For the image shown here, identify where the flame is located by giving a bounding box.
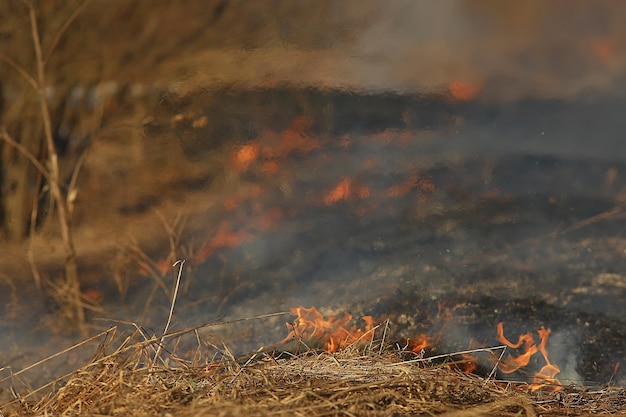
[591,38,615,63]
[260,160,280,175]
[233,142,260,171]
[191,221,252,264]
[461,356,478,374]
[323,177,371,206]
[408,334,430,354]
[497,323,562,391]
[222,185,265,212]
[81,288,104,305]
[284,306,375,352]
[323,177,353,205]
[530,328,562,391]
[279,307,565,390]
[387,175,420,198]
[255,207,284,231]
[230,115,320,175]
[459,338,485,374]
[496,322,537,372]
[259,116,321,160]
[449,81,481,101]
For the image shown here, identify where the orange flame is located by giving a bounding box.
[323,177,353,205]
[191,221,252,264]
[496,322,538,372]
[408,334,430,354]
[449,81,481,101]
[233,142,260,171]
[591,38,615,63]
[323,178,370,206]
[460,338,485,374]
[387,175,420,198]
[284,306,375,352]
[497,323,562,391]
[260,116,320,160]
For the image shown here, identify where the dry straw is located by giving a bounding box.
[2,302,625,415]
[1,259,625,416]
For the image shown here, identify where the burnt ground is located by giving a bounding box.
[132,88,626,386]
[72,90,626,384]
[2,87,626,403]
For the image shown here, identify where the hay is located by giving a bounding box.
[2,321,625,417]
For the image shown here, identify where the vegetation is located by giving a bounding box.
[3,311,624,416]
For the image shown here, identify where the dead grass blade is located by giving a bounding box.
[3,322,626,416]
[440,395,536,417]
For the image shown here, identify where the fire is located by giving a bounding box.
[591,38,615,63]
[496,322,537,373]
[233,142,260,171]
[449,81,481,101]
[387,175,420,198]
[323,177,371,206]
[324,177,353,205]
[496,322,562,391]
[408,334,430,354]
[259,116,321,160]
[280,307,563,391]
[229,115,320,176]
[284,306,375,352]
[191,221,253,264]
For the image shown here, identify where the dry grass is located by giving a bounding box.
[2,318,625,417]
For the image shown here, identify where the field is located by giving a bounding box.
[2,1,626,416]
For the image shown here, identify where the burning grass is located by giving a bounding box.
[2,310,625,416]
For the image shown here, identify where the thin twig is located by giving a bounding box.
[0,328,116,384]
[28,1,85,331]
[386,345,508,366]
[0,55,39,91]
[0,128,49,179]
[66,151,87,220]
[153,260,185,366]
[27,169,44,290]
[43,0,94,65]
[484,346,508,386]
[379,319,390,355]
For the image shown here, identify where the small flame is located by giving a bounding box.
[387,175,420,198]
[191,221,252,264]
[408,334,430,354]
[449,81,481,101]
[260,116,320,160]
[284,306,375,352]
[324,178,353,205]
[323,177,370,206]
[233,142,260,171]
[591,38,615,63]
[497,323,562,391]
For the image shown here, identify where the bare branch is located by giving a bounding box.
[44,0,94,66]
[66,151,87,219]
[29,3,85,332]
[0,128,49,179]
[0,55,39,91]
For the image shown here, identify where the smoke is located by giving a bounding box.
[548,329,583,385]
[344,0,626,99]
